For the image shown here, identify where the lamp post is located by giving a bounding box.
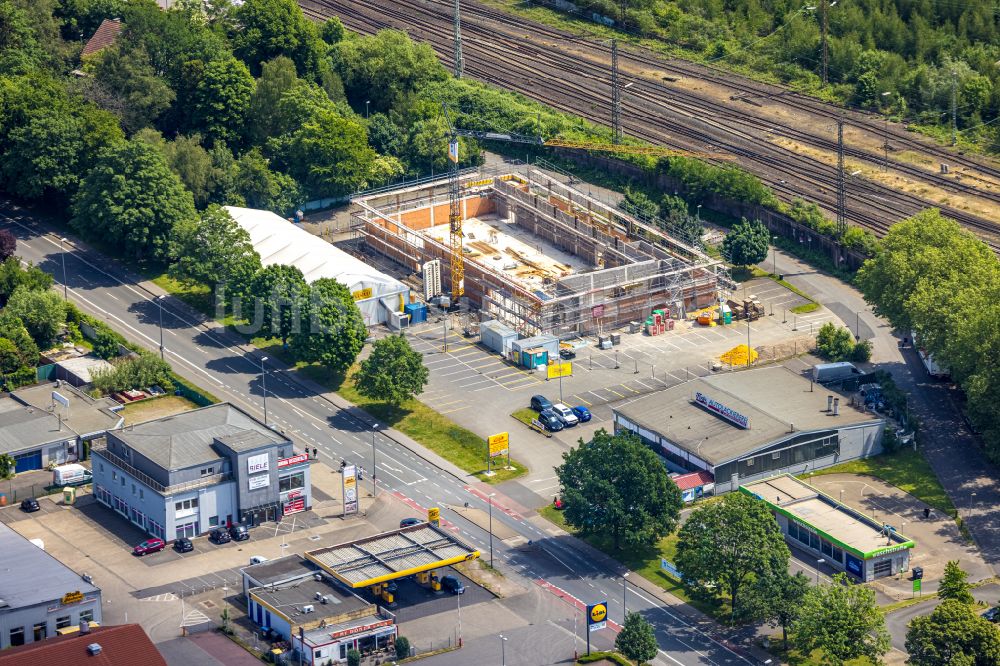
[456,586,463,646]
[59,237,69,299]
[259,356,269,425]
[855,310,862,341]
[772,235,779,275]
[969,491,977,521]
[746,317,752,367]
[488,492,496,568]
[881,91,892,171]
[365,100,370,120]
[371,423,379,498]
[156,295,166,361]
[558,354,564,403]
[499,634,508,666]
[696,204,702,221]
[816,558,826,584]
[622,572,629,617]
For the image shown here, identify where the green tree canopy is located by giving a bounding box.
[231,147,303,215]
[816,323,856,361]
[248,55,299,144]
[290,278,367,373]
[92,44,175,133]
[615,612,659,665]
[0,311,39,367]
[0,257,53,305]
[354,334,428,405]
[232,0,324,77]
[71,140,197,261]
[762,570,810,648]
[170,205,261,297]
[185,56,255,146]
[0,337,22,375]
[938,560,975,604]
[675,491,790,622]
[556,429,682,550]
[905,599,1000,666]
[248,263,309,344]
[792,573,890,666]
[5,285,66,349]
[722,218,770,267]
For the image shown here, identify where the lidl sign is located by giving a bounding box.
[587,601,607,631]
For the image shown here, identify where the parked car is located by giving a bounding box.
[984,607,1000,623]
[571,406,592,422]
[52,464,92,486]
[559,348,576,360]
[530,395,553,412]
[173,538,194,553]
[19,498,40,513]
[133,538,166,556]
[209,528,232,544]
[399,518,424,528]
[229,524,250,541]
[551,403,579,427]
[250,555,269,565]
[537,409,565,432]
[440,575,465,595]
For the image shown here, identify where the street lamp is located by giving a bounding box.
[746,317,752,368]
[881,91,892,171]
[855,310,862,341]
[456,585,463,646]
[816,558,826,584]
[772,235,779,276]
[696,204,702,221]
[623,572,629,617]
[259,356,269,425]
[499,634,508,666]
[156,295,166,362]
[365,100,370,120]
[59,237,69,299]
[969,491,977,521]
[371,423,379,498]
[488,492,496,568]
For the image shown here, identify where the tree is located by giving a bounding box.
[355,335,428,404]
[762,570,810,648]
[232,0,325,77]
[91,353,172,395]
[170,205,261,297]
[71,140,197,261]
[0,257,53,305]
[248,56,299,144]
[0,229,16,261]
[615,612,658,665]
[186,56,255,146]
[290,278,367,373]
[0,453,14,480]
[675,492,789,622]
[0,0,44,74]
[721,218,770,267]
[0,311,39,367]
[92,44,176,133]
[5,285,66,349]
[0,338,22,375]
[938,560,974,604]
[792,573,890,666]
[161,134,223,208]
[346,649,361,666]
[248,264,309,344]
[394,637,410,660]
[92,328,120,360]
[231,147,303,214]
[905,599,1000,666]
[556,429,682,550]
[816,323,856,362]
[619,187,659,219]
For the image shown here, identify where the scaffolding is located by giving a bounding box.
[352,166,733,336]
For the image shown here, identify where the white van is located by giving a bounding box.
[52,464,92,486]
[249,556,269,565]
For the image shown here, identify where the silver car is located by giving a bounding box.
[551,403,579,426]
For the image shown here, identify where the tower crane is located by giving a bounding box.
[440,105,733,301]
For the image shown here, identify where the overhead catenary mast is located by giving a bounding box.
[453,0,463,79]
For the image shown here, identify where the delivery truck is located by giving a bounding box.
[812,362,861,384]
[52,464,92,487]
[910,330,949,379]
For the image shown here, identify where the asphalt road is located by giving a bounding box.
[1,200,758,666]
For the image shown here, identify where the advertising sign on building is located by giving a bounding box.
[283,489,305,515]
[278,453,309,468]
[248,474,269,491]
[488,432,509,458]
[427,507,440,525]
[587,601,608,632]
[343,464,358,516]
[61,591,84,605]
[694,391,750,429]
[247,453,269,474]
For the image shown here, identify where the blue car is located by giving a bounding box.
[571,406,592,422]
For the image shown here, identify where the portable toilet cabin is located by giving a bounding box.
[404,302,428,324]
[480,320,518,355]
[510,334,560,369]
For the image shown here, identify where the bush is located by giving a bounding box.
[91,353,173,395]
[851,339,873,362]
[346,649,360,666]
[394,636,410,660]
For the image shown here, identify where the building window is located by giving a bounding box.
[148,520,164,540]
[120,476,125,487]
[745,458,754,467]
[200,467,214,477]
[131,507,146,529]
[9,627,24,647]
[33,623,46,642]
[176,521,198,539]
[831,546,844,563]
[99,463,104,473]
[209,516,219,527]
[80,609,94,624]
[315,650,323,660]
[55,616,72,630]
[279,472,305,493]
[131,483,136,496]
[112,471,117,481]
[113,496,128,516]
[175,498,199,518]
[139,489,144,499]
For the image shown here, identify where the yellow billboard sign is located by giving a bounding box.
[547,362,573,379]
[352,287,374,301]
[427,507,440,525]
[488,432,509,457]
[61,591,84,605]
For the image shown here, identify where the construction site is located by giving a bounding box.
[351,167,735,337]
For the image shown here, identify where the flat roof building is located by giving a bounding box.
[0,522,102,649]
[613,366,885,494]
[0,383,122,473]
[91,403,311,542]
[741,474,915,582]
[0,624,165,666]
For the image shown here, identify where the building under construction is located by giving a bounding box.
[352,167,733,337]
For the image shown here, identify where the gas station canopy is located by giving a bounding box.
[304,523,480,588]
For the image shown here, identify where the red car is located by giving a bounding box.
[133,538,166,556]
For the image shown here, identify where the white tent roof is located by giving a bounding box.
[225,206,407,298]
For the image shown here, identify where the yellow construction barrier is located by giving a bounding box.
[719,344,758,366]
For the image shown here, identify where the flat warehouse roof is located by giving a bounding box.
[304,524,479,588]
[741,474,915,558]
[613,366,877,465]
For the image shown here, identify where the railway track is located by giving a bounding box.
[300,0,1000,248]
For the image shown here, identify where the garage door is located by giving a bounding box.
[15,450,42,473]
